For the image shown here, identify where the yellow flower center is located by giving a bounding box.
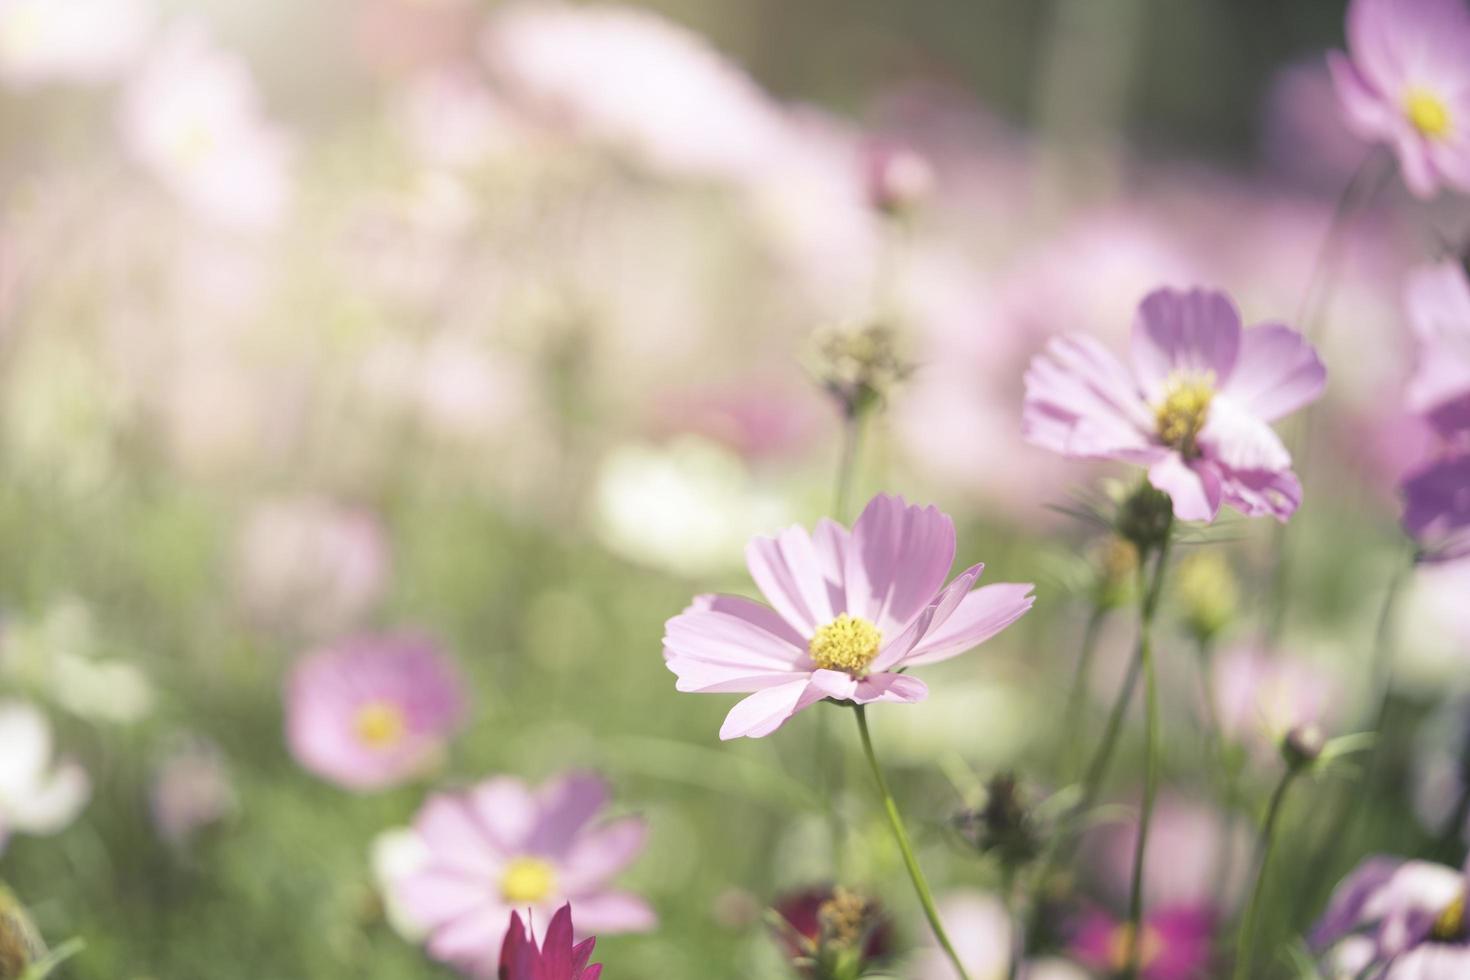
[1432,893,1467,942]
[1406,88,1452,140]
[1108,923,1164,971]
[1155,373,1214,458]
[500,857,557,904]
[353,700,406,749]
[808,614,882,676]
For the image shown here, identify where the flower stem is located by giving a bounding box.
[1232,767,1300,980]
[1121,529,1174,980]
[833,409,865,524]
[1061,604,1109,777]
[853,705,971,980]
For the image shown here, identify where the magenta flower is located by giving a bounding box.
[1313,854,1470,976]
[1403,453,1470,562]
[1023,287,1326,523]
[500,904,602,980]
[1070,905,1215,980]
[285,633,467,792]
[1328,0,1470,198]
[662,493,1035,740]
[1405,260,1470,438]
[389,773,652,975]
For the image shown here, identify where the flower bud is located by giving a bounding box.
[1115,483,1174,554]
[954,772,1045,871]
[811,322,912,420]
[1281,723,1325,770]
[1173,551,1238,643]
[1093,536,1138,609]
[864,144,934,217]
[0,886,45,980]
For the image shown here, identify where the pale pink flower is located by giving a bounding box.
[480,3,789,182]
[285,633,467,792]
[1404,259,1470,437]
[1262,58,1373,187]
[0,0,151,88]
[394,66,526,170]
[150,736,234,846]
[1328,0,1470,198]
[1402,452,1470,563]
[662,492,1035,740]
[1212,646,1344,753]
[234,496,390,638]
[1023,287,1326,523]
[388,773,653,976]
[1085,796,1248,912]
[119,22,292,230]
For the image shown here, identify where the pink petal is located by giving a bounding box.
[808,668,859,701]
[528,772,609,856]
[396,868,497,928]
[467,778,539,854]
[745,526,837,635]
[851,673,929,704]
[718,678,822,740]
[415,793,501,874]
[663,596,810,693]
[562,890,657,934]
[427,902,511,966]
[1405,261,1470,435]
[541,903,576,977]
[1148,455,1222,523]
[1219,323,1326,422]
[902,582,1037,666]
[870,563,983,672]
[1199,396,1292,473]
[1327,50,1396,139]
[1218,467,1303,522]
[1130,287,1242,401]
[558,817,647,893]
[842,494,957,633]
[1023,335,1158,461]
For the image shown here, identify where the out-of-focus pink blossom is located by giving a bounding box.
[119,23,292,230]
[864,142,934,215]
[1212,645,1344,753]
[0,0,151,88]
[1403,453,1470,563]
[387,772,653,976]
[351,0,478,78]
[1261,58,1370,187]
[913,891,1089,980]
[150,736,234,846]
[648,382,820,463]
[663,493,1035,740]
[285,633,467,792]
[1085,796,1248,912]
[1328,0,1470,198]
[1313,854,1470,976]
[1404,260,1470,438]
[1023,287,1327,523]
[235,495,390,638]
[1070,904,1215,980]
[480,2,789,183]
[394,66,527,170]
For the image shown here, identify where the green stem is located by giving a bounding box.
[1232,768,1300,980]
[1121,530,1174,980]
[853,705,971,980]
[833,410,864,524]
[1061,604,1109,777]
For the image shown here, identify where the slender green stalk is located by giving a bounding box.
[1120,532,1173,980]
[853,705,971,980]
[1061,604,1110,776]
[833,410,864,525]
[1232,768,1300,980]
[1002,867,1021,980]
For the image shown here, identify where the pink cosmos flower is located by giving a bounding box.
[1022,287,1326,523]
[1313,854,1470,976]
[388,773,653,976]
[119,22,292,230]
[662,492,1035,740]
[500,904,602,980]
[1328,0,1470,198]
[1404,260,1470,438]
[1403,453,1470,562]
[285,633,467,792]
[1070,905,1215,980]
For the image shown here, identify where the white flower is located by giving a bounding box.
[0,701,89,852]
[0,0,152,88]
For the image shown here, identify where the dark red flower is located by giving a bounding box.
[499,904,602,980]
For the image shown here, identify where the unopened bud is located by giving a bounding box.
[955,772,1045,871]
[1116,483,1174,554]
[1282,724,1325,770]
[0,886,44,980]
[865,144,934,217]
[1174,551,1238,643]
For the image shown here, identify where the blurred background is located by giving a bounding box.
[2,0,1466,977]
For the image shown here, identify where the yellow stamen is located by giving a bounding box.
[808,614,882,676]
[1108,923,1164,971]
[1432,893,1466,942]
[500,857,556,904]
[353,700,406,749]
[1406,88,1452,140]
[1155,373,1214,458]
